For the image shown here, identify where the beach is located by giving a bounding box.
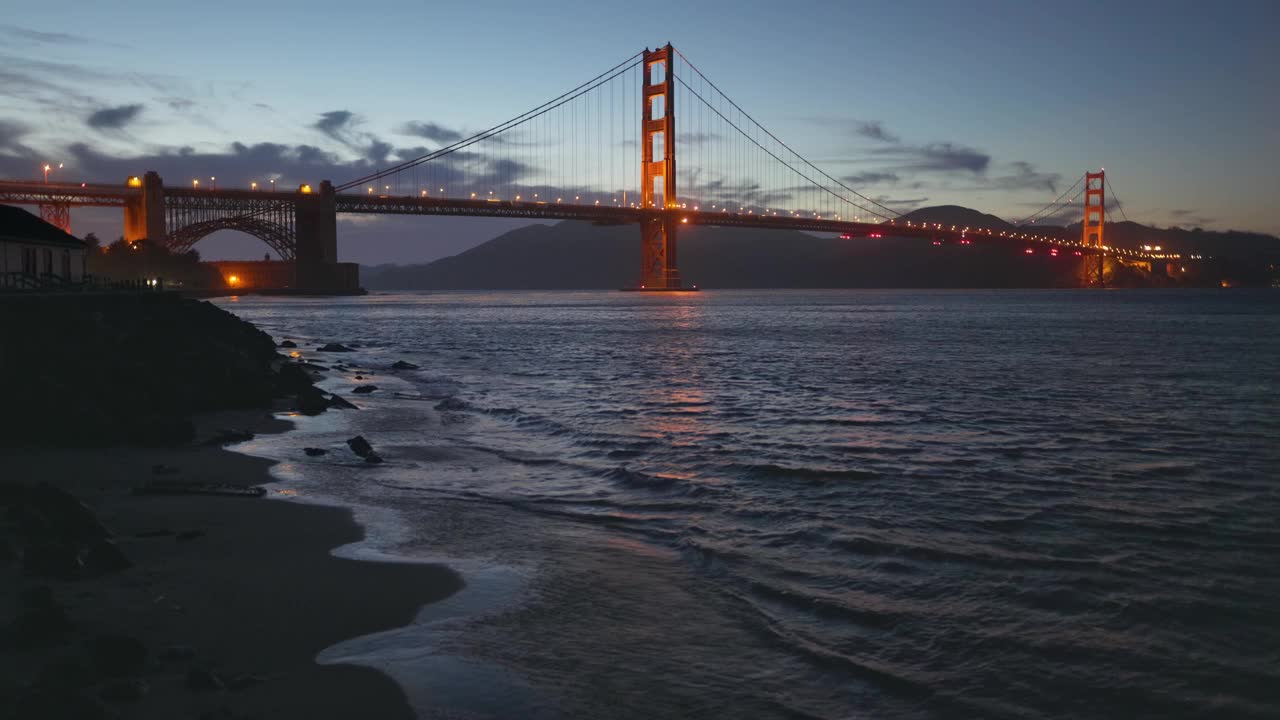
[1,295,462,719]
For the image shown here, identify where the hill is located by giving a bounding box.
[361,211,1280,291]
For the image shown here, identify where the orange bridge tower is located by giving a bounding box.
[1082,170,1106,286]
[634,44,683,290]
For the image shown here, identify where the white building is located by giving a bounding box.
[1,205,87,289]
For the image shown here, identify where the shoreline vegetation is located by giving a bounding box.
[1,293,461,719]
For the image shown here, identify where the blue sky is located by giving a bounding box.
[1,0,1276,263]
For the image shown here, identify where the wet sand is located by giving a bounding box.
[1,409,463,719]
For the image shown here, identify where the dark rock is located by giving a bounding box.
[207,428,254,445]
[88,633,147,677]
[365,453,384,464]
[99,678,149,703]
[82,538,132,574]
[354,374,365,380]
[278,339,297,348]
[14,689,119,720]
[159,644,197,662]
[316,342,354,352]
[275,362,313,395]
[186,668,226,692]
[346,435,375,458]
[8,603,71,646]
[435,397,470,412]
[16,484,111,540]
[327,394,358,410]
[391,360,420,370]
[303,447,328,456]
[176,530,205,542]
[31,654,96,690]
[352,385,377,394]
[296,386,329,416]
[23,539,83,578]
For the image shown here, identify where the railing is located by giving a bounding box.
[0,273,167,293]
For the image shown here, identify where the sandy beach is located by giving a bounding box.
[1,409,463,719]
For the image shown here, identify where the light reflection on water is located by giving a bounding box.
[220,289,1280,720]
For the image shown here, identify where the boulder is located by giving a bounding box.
[278,339,297,348]
[346,435,375,458]
[275,363,313,395]
[23,539,83,578]
[296,387,329,416]
[88,632,147,677]
[316,343,354,353]
[327,394,358,410]
[391,360,420,370]
[365,453,384,464]
[82,538,132,574]
[352,385,377,394]
[206,429,254,446]
[303,447,328,457]
[99,678,149,703]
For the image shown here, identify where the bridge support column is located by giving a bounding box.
[1081,170,1106,287]
[630,44,685,290]
[294,180,341,291]
[123,171,165,244]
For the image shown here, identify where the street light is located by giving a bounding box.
[42,162,63,184]
[210,176,216,190]
[251,182,258,191]
[192,179,199,188]
[270,178,277,192]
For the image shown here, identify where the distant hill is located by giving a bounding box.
[898,205,1015,232]
[361,210,1280,291]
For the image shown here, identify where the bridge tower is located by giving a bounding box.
[294,180,339,291]
[635,44,683,290]
[1082,170,1105,286]
[123,171,166,244]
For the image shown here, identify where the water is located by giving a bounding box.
[218,289,1280,719]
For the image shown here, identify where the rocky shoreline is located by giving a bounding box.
[0,293,460,719]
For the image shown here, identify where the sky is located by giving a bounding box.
[1,0,1277,264]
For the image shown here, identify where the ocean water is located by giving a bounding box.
[218,289,1280,719]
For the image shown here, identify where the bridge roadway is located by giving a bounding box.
[1,179,1161,261]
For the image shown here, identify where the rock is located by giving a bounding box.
[14,689,118,720]
[352,385,377,394]
[176,530,205,542]
[8,602,71,646]
[296,386,329,416]
[185,668,226,692]
[303,447,328,457]
[365,453,384,464]
[23,539,83,578]
[327,394,358,410]
[391,360,420,370]
[99,678,149,703]
[435,397,470,412]
[159,644,197,662]
[274,362,313,394]
[81,538,132,574]
[17,484,111,540]
[316,342,354,352]
[88,633,147,677]
[354,374,365,380]
[31,654,96,690]
[346,435,375,458]
[278,339,297,348]
[207,428,254,445]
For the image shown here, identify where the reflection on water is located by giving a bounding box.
[221,289,1280,720]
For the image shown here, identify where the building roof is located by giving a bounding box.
[0,204,87,248]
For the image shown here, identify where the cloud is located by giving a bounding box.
[163,97,197,111]
[0,24,89,46]
[984,161,1060,193]
[676,131,721,146]
[0,118,31,153]
[313,110,359,142]
[869,142,990,174]
[841,171,899,186]
[87,104,143,130]
[852,121,899,143]
[399,121,463,144]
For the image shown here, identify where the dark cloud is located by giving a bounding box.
[869,142,990,174]
[852,121,899,143]
[399,121,463,144]
[313,110,359,142]
[0,24,89,45]
[985,161,1059,193]
[163,97,196,111]
[0,118,31,153]
[841,171,899,186]
[1169,208,1214,227]
[87,104,143,130]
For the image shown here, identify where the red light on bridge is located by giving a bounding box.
[839,233,851,239]
[932,240,942,246]
[869,233,882,238]
[1024,248,1034,254]
[1073,251,1083,256]
[959,239,971,245]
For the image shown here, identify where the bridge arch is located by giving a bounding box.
[165,217,296,260]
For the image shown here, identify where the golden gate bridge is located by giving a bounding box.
[0,44,1173,291]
